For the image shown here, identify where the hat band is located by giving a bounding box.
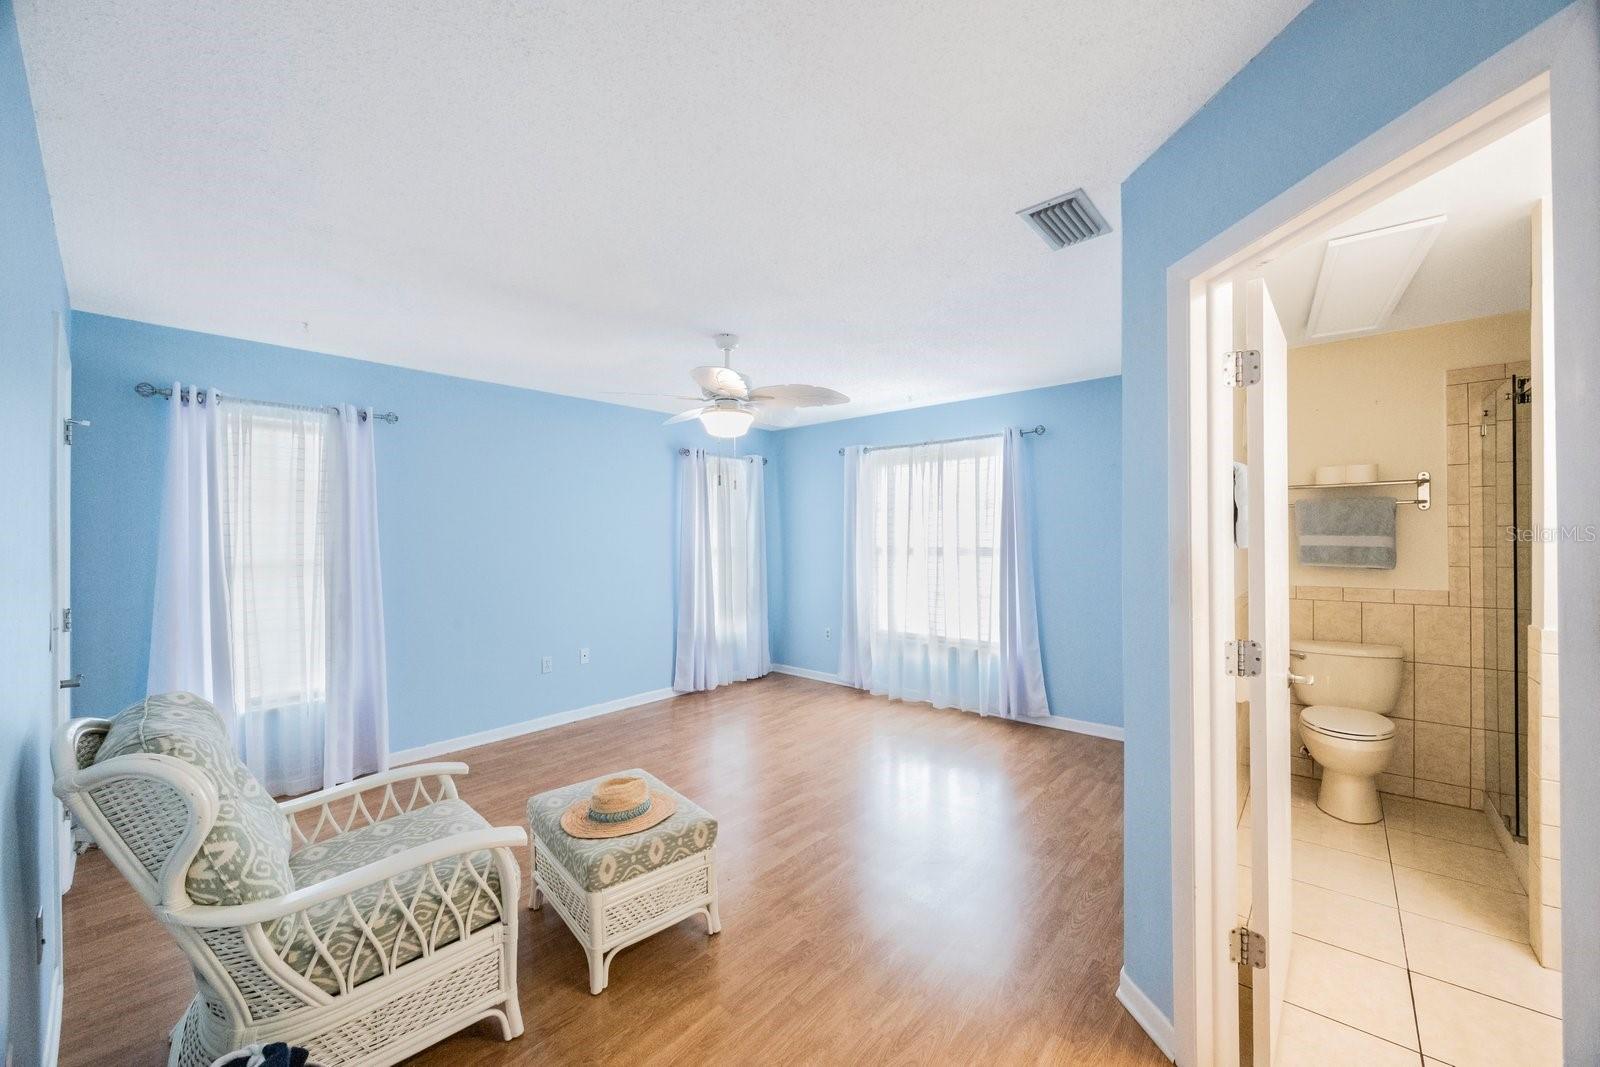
[588,797,652,823]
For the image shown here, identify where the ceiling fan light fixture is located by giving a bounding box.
[699,405,755,439]
[656,333,848,434]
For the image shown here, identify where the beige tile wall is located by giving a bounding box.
[1528,627,1561,968]
[1289,585,1472,806]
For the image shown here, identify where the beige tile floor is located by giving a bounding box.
[1237,778,1562,1065]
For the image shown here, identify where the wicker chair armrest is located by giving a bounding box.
[156,825,528,929]
[278,763,468,814]
[280,763,471,847]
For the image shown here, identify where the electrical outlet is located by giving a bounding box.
[824,627,832,640]
[541,655,553,674]
[579,648,590,665]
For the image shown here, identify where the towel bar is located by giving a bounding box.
[1287,471,1430,510]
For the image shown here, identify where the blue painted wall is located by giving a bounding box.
[0,0,69,1061]
[69,313,780,753]
[1117,0,1575,1021]
[772,379,1123,728]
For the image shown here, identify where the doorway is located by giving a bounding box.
[1165,64,1583,1066]
[1228,157,1560,1058]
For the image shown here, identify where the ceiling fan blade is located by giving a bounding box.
[746,384,849,407]
[663,406,712,426]
[599,391,707,401]
[691,365,752,399]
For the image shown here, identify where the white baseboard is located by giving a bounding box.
[771,663,1124,741]
[771,663,844,685]
[389,686,677,766]
[1116,967,1176,1062]
[1030,713,1125,741]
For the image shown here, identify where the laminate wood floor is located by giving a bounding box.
[59,674,1161,1065]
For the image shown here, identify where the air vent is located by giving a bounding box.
[1017,189,1110,250]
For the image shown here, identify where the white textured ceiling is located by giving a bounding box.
[18,0,1309,422]
[1265,115,1550,349]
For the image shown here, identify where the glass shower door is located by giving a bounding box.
[1511,375,1531,838]
[1474,373,1529,841]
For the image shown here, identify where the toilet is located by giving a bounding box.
[1288,639,1405,824]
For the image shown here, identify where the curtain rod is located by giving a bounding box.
[836,425,1044,456]
[677,448,766,465]
[134,382,398,423]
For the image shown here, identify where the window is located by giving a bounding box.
[864,436,1001,646]
[218,404,331,713]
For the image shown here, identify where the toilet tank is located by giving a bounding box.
[1288,639,1404,712]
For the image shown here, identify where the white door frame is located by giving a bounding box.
[51,311,76,895]
[1164,7,1599,1063]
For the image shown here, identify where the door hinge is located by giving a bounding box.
[1223,349,1262,388]
[1230,926,1267,969]
[63,417,90,445]
[1225,639,1263,677]
[61,607,71,634]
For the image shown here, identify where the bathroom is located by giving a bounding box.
[1233,113,1560,1063]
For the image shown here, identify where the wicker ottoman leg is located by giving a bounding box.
[705,850,722,934]
[528,840,541,910]
[586,887,608,994]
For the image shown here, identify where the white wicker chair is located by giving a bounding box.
[53,700,526,1067]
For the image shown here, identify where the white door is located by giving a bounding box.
[51,313,77,892]
[1242,277,1291,1062]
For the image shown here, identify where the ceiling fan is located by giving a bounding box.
[651,334,849,438]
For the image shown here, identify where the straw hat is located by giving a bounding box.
[560,776,677,839]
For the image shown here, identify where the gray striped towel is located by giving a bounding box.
[1294,497,1397,569]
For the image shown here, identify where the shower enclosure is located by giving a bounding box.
[1474,370,1532,840]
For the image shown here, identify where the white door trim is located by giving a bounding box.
[1164,7,1598,1064]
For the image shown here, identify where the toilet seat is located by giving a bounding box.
[1301,704,1394,742]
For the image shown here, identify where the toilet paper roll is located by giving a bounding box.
[1344,463,1379,483]
[1314,465,1346,485]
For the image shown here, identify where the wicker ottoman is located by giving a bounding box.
[526,769,720,994]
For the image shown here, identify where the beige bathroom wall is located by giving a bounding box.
[1287,312,1532,590]
[1528,627,1560,968]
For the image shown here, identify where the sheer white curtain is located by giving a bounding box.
[837,446,871,688]
[997,428,1049,718]
[148,386,235,721]
[325,405,390,786]
[838,431,1049,719]
[674,451,770,691]
[148,387,390,794]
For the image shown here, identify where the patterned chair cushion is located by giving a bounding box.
[526,769,717,891]
[94,692,296,908]
[280,799,503,994]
